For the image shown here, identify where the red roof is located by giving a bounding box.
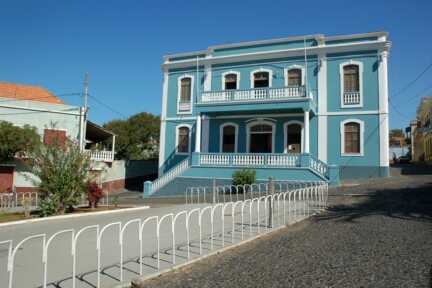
[0,82,64,104]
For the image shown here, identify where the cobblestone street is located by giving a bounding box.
[141,173,432,288]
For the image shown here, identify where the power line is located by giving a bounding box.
[88,94,128,119]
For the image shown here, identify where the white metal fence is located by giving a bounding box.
[0,181,328,288]
[0,192,39,210]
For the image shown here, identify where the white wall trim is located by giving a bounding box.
[246,119,276,153]
[219,122,239,153]
[175,124,192,155]
[250,68,273,88]
[284,65,305,86]
[317,53,328,162]
[213,113,304,119]
[221,70,241,90]
[378,50,390,167]
[159,68,169,170]
[321,110,379,116]
[340,118,364,157]
[202,115,210,152]
[204,63,212,92]
[283,120,304,153]
[339,60,364,108]
[177,74,194,114]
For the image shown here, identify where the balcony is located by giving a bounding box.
[85,150,114,162]
[197,86,313,113]
[342,91,361,106]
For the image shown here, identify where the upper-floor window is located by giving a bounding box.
[224,73,238,90]
[340,61,363,107]
[176,125,191,154]
[287,69,302,86]
[341,119,364,156]
[44,129,66,148]
[177,75,193,113]
[252,71,270,88]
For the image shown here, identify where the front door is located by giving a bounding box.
[250,133,272,153]
[286,123,302,153]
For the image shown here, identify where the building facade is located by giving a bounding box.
[409,97,432,163]
[147,32,391,196]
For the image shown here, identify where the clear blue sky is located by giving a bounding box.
[1,0,431,129]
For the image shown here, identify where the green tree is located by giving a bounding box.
[28,139,90,215]
[0,121,40,163]
[103,112,160,160]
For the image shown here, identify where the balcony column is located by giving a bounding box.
[195,114,201,153]
[111,135,116,161]
[303,109,310,154]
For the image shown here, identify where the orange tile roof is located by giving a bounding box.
[0,82,64,104]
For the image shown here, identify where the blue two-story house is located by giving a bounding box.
[145,32,391,196]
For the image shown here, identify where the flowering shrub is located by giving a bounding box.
[87,181,104,208]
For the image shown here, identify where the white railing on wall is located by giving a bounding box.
[309,157,329,178]
[150,157,190,194]
[199,153,300,168]
[84,150,114,162]
[343,92,361,105]
[200,86,306,104]
[0,192,39,210]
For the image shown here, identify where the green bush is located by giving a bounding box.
[232,169,256,187]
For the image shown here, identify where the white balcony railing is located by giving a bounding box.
[200,86,306,104]
[85,150,114,162]
[343,92,361,105]
[199,153,300,168]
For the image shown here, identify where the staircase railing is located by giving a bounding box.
[145,157,190,196]
[308,155,329,179]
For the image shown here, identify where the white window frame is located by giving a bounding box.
[219,122,239,153]
[177,74,194,114]
[339,60,363,108]
[221,71,240,90]
[175,124,192,155]
[284,65,305,86]
[246,119,276,153]
[250,68,273,88]
[283,120,304,153]
[340,119,364,156]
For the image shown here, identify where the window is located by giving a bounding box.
[253,71,270,88]
[343,65,359,93]
[180,78,192,103]
[224,73,238,90]
[247,121,275,153]
[342,122,361,154]
[340,61,363,107]
[284,122,303,153]
[287,69,302,86]
[220,124,237,153]
[44,129,66,147]
[177,126,190,154]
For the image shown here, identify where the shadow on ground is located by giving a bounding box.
[317,181,432,223]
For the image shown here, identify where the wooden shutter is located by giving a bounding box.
[44,129,66,147]
[344,123,360,153]
[343,65,359,92]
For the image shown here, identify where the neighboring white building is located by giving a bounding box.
[0,82,116,192]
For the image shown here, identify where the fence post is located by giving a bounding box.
[212,178,216,204]
[268,177,274,228]
[143,181,152,198]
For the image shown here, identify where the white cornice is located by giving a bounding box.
[163,40,390,70]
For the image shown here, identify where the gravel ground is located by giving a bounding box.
[139,173,432,288]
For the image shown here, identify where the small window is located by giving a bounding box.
[343,65,359,93]
[221,125,236,152]
[177,126,190,153]
[344,122,360,153]
[253,72,269,88]
[224,74,238,90]
[44,129,66,147]
[180,78,192,103]
[287,69,302,86]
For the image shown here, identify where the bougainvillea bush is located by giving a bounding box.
[87,181,104,208]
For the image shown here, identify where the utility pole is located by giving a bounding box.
[80,73,89,151]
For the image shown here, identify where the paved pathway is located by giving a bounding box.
[140,174,432,288]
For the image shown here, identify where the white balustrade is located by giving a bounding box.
[309,157,328,178]
[200,86,305,104]
[151,157,190,192]
[343,92,361,105]
[84,150,114,162]
[199,153,299,168]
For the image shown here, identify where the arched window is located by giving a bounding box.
[340,61,363,107]
[284,121,303,153]
[247,121,275,153]
[341,121,362,155]
[176,126,191,154]
[220,123,238,153]
[180,77,192,102]
[224,73,238,90]
[287,69,302,86]
[253,71,270,88]
[343,65,359,93]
